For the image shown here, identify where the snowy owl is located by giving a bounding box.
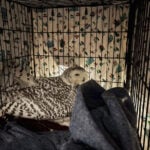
[0,66,89,122]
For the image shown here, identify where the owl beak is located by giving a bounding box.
[82,77,85,82]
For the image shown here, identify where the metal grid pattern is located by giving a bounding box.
[128,0,150,149]
[0,0,149,149]
[31,5,129,88]
[0,0,33,90]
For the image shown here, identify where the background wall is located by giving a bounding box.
[0,0,129,89]
[32,5,129,88]
[0,0,33,88]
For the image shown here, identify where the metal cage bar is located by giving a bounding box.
[127,0,150,149]
[0,0,149,150]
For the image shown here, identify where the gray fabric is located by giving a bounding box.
[0,122,57,150]
[61,139,95,150]
[68,80,141,150]
[0,79,141,150]
[107,87,137,128]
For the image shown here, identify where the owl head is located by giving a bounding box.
[61,66,89,87]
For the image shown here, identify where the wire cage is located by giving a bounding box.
[127,0,150,149]
[0,0,130,90]
[0,0,149,150]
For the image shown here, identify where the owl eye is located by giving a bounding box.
[75,73,80,76]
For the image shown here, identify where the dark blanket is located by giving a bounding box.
[0,80,141,150]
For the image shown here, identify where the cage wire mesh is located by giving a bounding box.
[32,5,129,86]
[0,0,33,90]
[0,0,129,93]
[0,0,149,149]
[128,0,150,149]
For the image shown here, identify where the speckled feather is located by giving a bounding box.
[1,66,88,120]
